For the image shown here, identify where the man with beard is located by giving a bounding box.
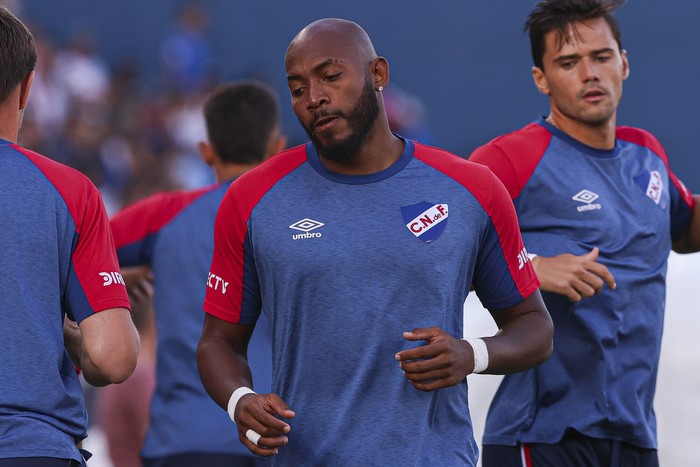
[197,18,553,466]
[469,1,700,466]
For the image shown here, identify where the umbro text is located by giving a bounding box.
[292,232,322,240]
[576,203,602,212]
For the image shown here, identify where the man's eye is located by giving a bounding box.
[324,73,341,82]
[561,61,575,69]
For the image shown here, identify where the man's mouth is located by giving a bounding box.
[313,115,339,133]
[582,88,607,101]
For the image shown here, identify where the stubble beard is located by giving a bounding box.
[303,77,380,165]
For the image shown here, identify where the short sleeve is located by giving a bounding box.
[472,174,540,310]
[68,190,130,322]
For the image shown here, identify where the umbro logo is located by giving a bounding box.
[289,218,324,240]
[572,189,602,212]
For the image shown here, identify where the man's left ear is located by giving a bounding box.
[370,56,389,91]
[198,141,215,167]
[621,49,630,80]
[19,70,35,111]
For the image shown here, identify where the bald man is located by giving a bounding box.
[197,18,553,466]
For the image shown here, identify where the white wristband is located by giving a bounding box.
[463,338,489,374]
[527,252,538,260]
[227,386,256,424]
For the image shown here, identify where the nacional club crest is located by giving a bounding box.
[633,170,667,209]
[400,201,449,243]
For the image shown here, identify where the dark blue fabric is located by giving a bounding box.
[0,142,91,462]
[116,182,272,458]
[482,431,659,467]
[216,141,533,465]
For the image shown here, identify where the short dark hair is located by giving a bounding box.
[0,6,37,103]
[203,80,280,165]
[525,0,625,70]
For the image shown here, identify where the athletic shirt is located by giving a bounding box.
[204,138,539,466]
[110,181,273,459]
[469,118,695,449]
[0,140,129,461]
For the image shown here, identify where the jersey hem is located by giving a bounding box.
[203,299,240,324]
[483,426,657,450]
[481,276,540,310]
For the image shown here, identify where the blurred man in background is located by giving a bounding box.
[110,80,284,467]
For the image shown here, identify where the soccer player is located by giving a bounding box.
[0,5,139,466]
[197,18,554,466]
[469,1,700,465]
[110,80,284,467]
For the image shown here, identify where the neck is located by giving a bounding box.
[214,161,261,183]
[0,115,20,145]
[318,117,404,175]
[0,86,24,144]
[546,112,616,150]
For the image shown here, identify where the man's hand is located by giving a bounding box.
[121,266,154,305]
[395,327,471,391]
[63,316,82,369]
[234,393,295,457]
[533,247,616,302]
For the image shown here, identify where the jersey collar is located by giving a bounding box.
[305,135,414,184]
[537,117,621,159]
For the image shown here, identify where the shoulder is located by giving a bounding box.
[413,141,501,202]
[471,122,552,161]
[110,185,218,240]
[224,144,308,208]
[414,141,492,177]
[236,144,308,187]
[468,122,552,199]
[130,184,217,213]
[616,126,667,160]
[14,144,97,198]
[12,144,102,224]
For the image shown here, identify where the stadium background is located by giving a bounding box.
[14,1,700,465]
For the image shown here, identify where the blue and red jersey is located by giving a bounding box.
[204,138,538,466]
[470,118,694,449]
[110,181,272,459]
[0,140,129,461]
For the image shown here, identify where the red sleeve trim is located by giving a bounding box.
[110,185,217,248]
[12,145,131,312]
[203,145,308,323]
[469,122,552,200]
[617,127,695,210]
[414,143,539,299]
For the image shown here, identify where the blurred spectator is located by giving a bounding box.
[159,3,213,95]
[54,30,111,104]
[383,84,435,144]
[25,31,71,137]
[21,25,216,214]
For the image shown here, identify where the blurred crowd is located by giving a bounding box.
[20,3,433,218]
[21,4,217,216]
